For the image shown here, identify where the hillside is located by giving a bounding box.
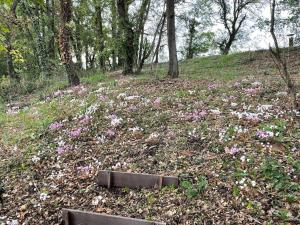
[0,50,299,224]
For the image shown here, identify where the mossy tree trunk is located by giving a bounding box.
[59,0,80,86]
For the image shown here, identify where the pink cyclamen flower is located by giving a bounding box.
[79,116,90,125]
[244,88,260,96]
[225,146,241,155]
[106,129,116,138]
[208,83,218,90]
[153,97,161,107]
[49,122,62,131]
[256,130,274,139]
[77,166,91,174]
[185,110,207,122]
[99,95,109,101]
[69,128,82,138]
[56,145,72,155]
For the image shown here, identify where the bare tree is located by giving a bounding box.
[269,0,299,110]
[166,0,179,78]
[136,10,166,73]
[215,0,255,55]
[59,0,80,86]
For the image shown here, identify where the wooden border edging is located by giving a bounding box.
[96,170,179,189]
[62,209,166,225]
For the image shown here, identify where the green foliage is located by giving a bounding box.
[261,157,299,192]
[274,210,289,221]
[181,176,208,198]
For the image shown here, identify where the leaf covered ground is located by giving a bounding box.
[0,65,300,224]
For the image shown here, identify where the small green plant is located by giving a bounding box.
[181,176,208,198]
[261,158,292,191]
[274,210,289,221]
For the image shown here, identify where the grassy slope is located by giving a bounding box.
[0,50,299,224]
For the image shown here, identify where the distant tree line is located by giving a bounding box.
[0,0,299,90]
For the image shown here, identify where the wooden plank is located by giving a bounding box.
[62,209,166,225]
[96,170,179,189]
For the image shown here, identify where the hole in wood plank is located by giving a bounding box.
[96,170,179,189]
[62,209,166,225]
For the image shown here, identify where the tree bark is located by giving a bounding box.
[95,3,105,71]
[134,0,151,67]
[110,0,117,70]
[5,32,19,81]
[186,18,196,59]
[73,16,83,69]
[166,0,179,78]
[153,12,166,64]
[117,0,134,75]
[136,11,166,73]
[46,0,56,60]
[5,0,20,81]
[59,0,80,86]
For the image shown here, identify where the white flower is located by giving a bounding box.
[239,178,246,185]
[39,193,49,201]
[240,155,246,162]
[92,196,103,206]
[128,127,143,132]
[251,180,256,187]
[31,156,40,163]
[7,220,19,225]
[111,118,122,127]
[210,108,221,115]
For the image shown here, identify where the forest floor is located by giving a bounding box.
[0,50,300,225]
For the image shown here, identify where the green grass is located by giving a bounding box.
[81,71,107,84]
[141,51,272,81]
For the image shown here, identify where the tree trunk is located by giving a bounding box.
[85,43,89,70]
[186,18,196,59]
[134,0,151,67]
[59,0,80,86]
[166,0,179,78]
[95,3,105,71]
[137,11,166,73]
[46,0,56,60]
[73,16,83,69]
[153,12,166,64]
[110,0,117,70]
[117,0,134,75]
[5,32,19,81]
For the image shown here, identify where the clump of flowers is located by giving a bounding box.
[208,83,218,90]
[225,145,241,155]
[153,97,161,107]
[106,129,116,139]
[244,88,260,96]
[77,166,92,178]
[256,130,274,139]
[112,162,128,170]
[108,114,123,127]
[39,192,50,201]
[185,110,207,122]
[56,141,72,155]
[56,146,70,155]
[49,122,62,131]
[69,128,82,138]
[79,116,91,125]
[7,220,19,225]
